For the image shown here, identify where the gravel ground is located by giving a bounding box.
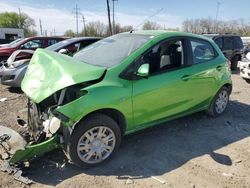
[0,73,250,188]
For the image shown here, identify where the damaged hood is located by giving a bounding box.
[21,49,106,103]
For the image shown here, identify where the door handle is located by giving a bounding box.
[216,65,222,71]
[181,75,191,81]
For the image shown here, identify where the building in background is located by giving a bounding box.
[0,28,24,44]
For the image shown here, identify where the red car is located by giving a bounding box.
[0,36,68,62]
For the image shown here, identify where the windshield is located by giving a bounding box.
[46,39,75,51]
[5,38,24,48]
[73,33,152,67]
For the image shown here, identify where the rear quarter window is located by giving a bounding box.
[190,38,217,64]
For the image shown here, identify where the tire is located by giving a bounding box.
[231,55,240,71]
[244,78,250,84]
[207,86,230,117]
[67,113,122,168]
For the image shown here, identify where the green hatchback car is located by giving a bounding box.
[7,31,232,168]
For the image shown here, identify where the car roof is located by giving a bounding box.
[130,30,211,41]
[24,36,69,40]
[203,34,241,38]
[66,37,102,42]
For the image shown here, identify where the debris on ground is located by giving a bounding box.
[125,178,134,185]
[0,161,32,185]
[222,172,234,178]
[0,98,7,102]
[233,159,242,164]
[151,176,166,184]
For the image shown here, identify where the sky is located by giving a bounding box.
[0,0,249,35]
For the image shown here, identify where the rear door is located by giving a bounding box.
[185,38,222,107]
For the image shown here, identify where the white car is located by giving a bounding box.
[239,53,250,82]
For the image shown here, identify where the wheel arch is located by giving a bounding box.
[73,108,127,136]
[223,83,232,94]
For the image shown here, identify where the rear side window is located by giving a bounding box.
[190,39,217,64]
[233,36,243,49]
[223,37,233,50]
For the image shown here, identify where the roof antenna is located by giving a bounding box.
[134,8,163,30]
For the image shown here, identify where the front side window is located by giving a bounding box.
[190,39,216,64]
[73,34,151,67]
[137,39,184,74]
[22,39,43,49]
[64,43,81,56]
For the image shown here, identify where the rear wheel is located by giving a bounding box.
[207,86,230,117]
[67,113,121,168]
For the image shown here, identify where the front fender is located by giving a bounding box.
[56,82,133,128]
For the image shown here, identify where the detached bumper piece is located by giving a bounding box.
[0,125,61,185]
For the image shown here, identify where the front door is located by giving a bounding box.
[131,37,218,128]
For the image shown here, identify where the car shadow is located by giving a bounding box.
[23,100,250,186]
[7,87,23,94]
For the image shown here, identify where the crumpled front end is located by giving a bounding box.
[1,49,106,183]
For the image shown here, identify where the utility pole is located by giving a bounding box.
[18,8,22,28]
[73,4,80,36]
[82,15,87,36]
[106,0,112,35]
[215,2,221,33]
[112,0,118,34]
[39,19,43,35]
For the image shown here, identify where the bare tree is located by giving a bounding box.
[182,18,250,36]
[142,21,162,30]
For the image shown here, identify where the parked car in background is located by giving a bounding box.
[239,52,250,82]
[7,31,232,168]
[0,38,23,48]
[0,37,101,87]
[204,34,244,70]
[0,36,68,62]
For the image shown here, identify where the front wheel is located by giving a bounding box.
[67,113,121,168]
[207,86,230,117]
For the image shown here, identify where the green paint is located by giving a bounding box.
[16,31,232,164]
[9,135,61,164]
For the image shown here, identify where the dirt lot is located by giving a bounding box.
[0,73,250,188]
